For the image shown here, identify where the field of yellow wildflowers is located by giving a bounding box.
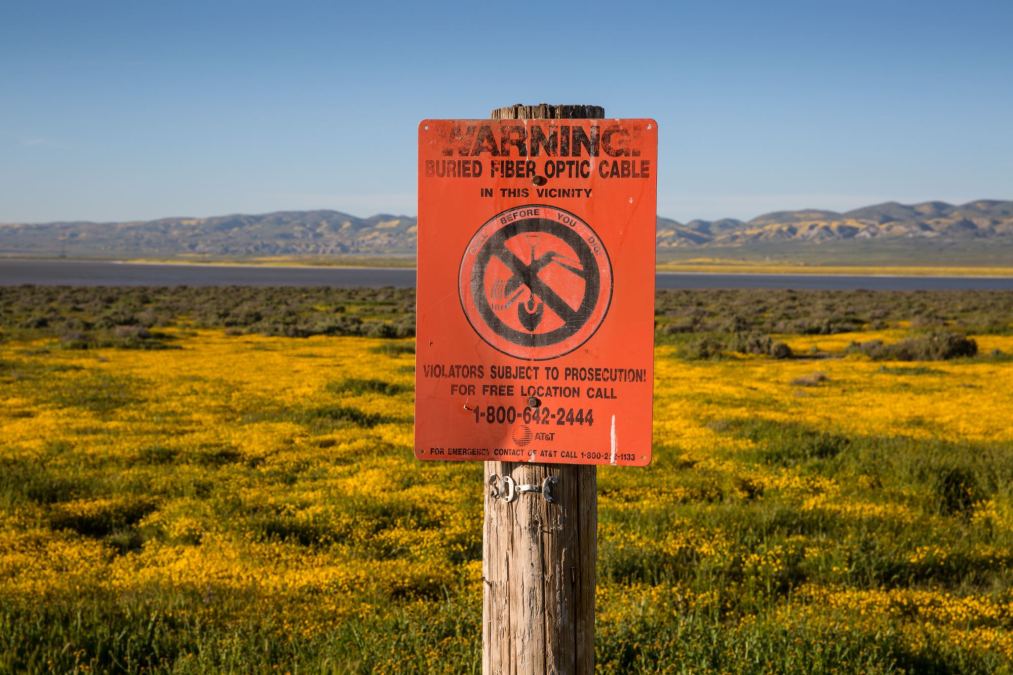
[1,287,1013,673]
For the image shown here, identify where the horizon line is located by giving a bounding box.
[2,197,1010,228]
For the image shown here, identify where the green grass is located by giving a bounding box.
[2,287,1013,673]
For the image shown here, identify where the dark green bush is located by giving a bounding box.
[683,336,726,359]
[683,333,793,360]
[2,287,1010,352]
[848,332,977,361]
[770,341,793,359]
[0,286,419,344]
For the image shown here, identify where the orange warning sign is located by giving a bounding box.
[416,119,657,466]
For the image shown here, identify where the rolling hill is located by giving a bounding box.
[1,200,1011,262]
[654,200,1013,250]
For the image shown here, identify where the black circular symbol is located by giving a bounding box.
[459,205,613,360]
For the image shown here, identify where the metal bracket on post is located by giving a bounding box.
[489,474,558,504]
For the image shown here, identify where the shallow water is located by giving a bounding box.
[2,258,1012,290]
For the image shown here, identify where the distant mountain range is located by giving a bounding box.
[0,211,418,258]
[1,200,1010,259]
[656,200,1013,250]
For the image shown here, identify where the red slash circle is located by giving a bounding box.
[459,205,613,360]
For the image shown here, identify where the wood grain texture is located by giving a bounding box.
[483,462,597,675]
[483,103,602,675]
[490,104,605,121]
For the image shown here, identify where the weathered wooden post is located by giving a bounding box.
[415,104,657,675]
[482,104,602,675]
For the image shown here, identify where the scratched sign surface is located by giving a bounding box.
[416,119,657,466]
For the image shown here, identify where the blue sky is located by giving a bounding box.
[1,0,1011,223]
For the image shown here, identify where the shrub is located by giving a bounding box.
[684,333,793,360]
[895,332,977,360]
[848,332,977,361]
[730,332,774,356]
[770,341,793,359]
[683,336,726,360]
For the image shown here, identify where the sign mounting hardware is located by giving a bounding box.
[488,474,558,504]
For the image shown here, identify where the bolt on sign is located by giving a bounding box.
[416,118,657,466]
